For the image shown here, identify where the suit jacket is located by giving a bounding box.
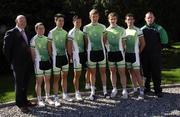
[3,27,33,71]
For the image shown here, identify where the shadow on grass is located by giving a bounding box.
[162,48,180,70]
[161,46,180,84]
[0,73,36,103]
[0,74,14,103]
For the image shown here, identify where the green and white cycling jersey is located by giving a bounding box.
[30,35,50,62]
[83,23,106,51]
[48,27,69,73]
[48,27,68,56]
[68,27,85,70]
[106,25,126,52]
[68,27,85,53]
[125,26,143,53]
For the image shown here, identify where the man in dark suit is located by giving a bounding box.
[3,15,35,113]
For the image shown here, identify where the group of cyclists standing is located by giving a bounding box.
[4,8,168,110]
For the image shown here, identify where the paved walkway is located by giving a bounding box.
[0,84,180,117]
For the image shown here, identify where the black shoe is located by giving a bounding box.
[26,101,37,107]
[144,89,151,93]
[20,107,30,113]
[104,93,110,99]
[156,92,163,98]
[144,89,154,97]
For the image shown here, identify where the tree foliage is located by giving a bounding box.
[0,0,180,73]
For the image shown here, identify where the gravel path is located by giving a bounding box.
[0,85,180,117]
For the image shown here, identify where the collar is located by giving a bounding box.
[146,23,156,27]
[37,35,44,38]
[109,24,117,28]
[91,22,98,26]
[56,26,63,31]
[73,27,80,31]
[127,26,135,29]
[16,26,24,32]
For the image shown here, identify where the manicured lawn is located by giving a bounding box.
[0,42,180,103]
[162,68,180,84]
[171,42,180,48]
[161,42,180,84]
[0,74,36,103]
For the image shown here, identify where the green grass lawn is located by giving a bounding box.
[0,42,180,103]
[171,42,180,48]
[162,68,180,84]
[0,74,36,103]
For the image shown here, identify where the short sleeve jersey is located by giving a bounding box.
[68,28,85,53]
[83,23,106,51]
[30,35,50,61]
[106,25,126,52]
[48,27,67,56]
[125,26,143,53]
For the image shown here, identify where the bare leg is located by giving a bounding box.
[129,69,138,91]
[100,67,107,95]
[61,71,68,94]
[134,69,144,88]
[85,69,90,84]
[118,67,128,98]
[110,67,117,89]
[74,71,81,91]
[44,76,51,99]
[35,77,43,100]
[90,68,96,95]
[85,69,91,89]
[118,68,127,89]
[53,75,60,96]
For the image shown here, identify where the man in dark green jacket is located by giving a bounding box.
[141,11,168,98]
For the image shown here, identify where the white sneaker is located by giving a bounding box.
[63,94,73,102]
[38,100,45,107]
[122,90,128,99]
[138,94,144,100]
[86,94,96,101]
[140,90,144,95]
[75,93,83,101]
[133,88,138,93]
[45,98,54,105]
[111,89,118,98]
[85,83,91,90]
[138,91,144,100]
[54,97,61,107]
